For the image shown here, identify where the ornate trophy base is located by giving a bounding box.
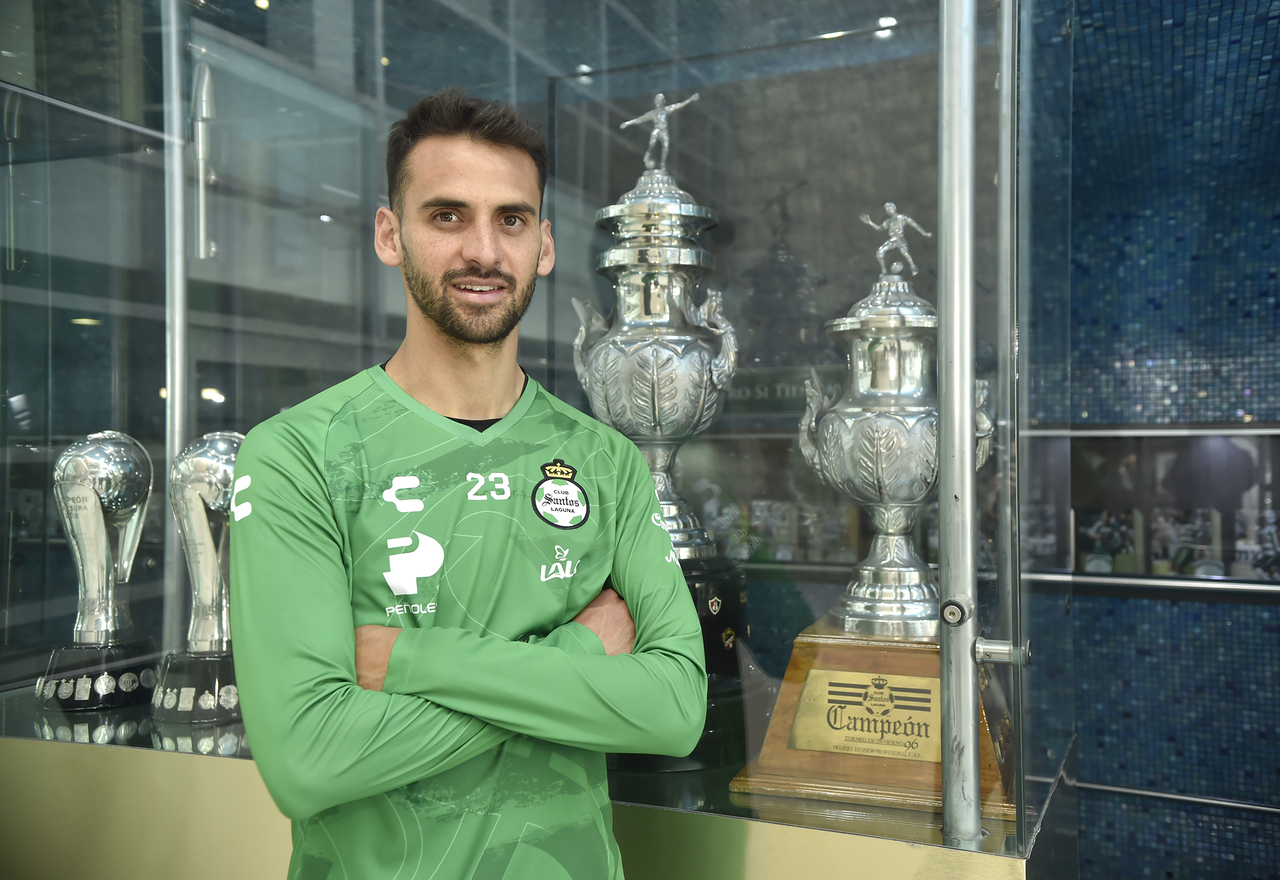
[36,638,159,712]
[610,554,747,772]
[730,621,1014,818]
[829,537,939,641]
[151,717,251,758]
[34,700,154,747]
[152,652,239,724]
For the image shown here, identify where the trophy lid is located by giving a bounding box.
[596,169,717,228]
[827,271,938,332]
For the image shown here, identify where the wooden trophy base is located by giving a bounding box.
[731,620,1014,819]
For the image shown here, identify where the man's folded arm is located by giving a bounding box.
[381,443,707,756]
[230,427,513,821]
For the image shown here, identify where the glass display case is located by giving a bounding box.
[0,0,1119,874]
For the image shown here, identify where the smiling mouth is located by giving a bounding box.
[450,281,509,306]
[443,267,516,304]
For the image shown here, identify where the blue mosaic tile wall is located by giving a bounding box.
[1075,595,1279,805]
[1025,0,1076,427]
[1062,0,1280,425]
[1074,593,1280,878]
[1080,788,1280,879]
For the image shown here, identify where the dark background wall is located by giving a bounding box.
[1067,2,1280,878]
[1068,0,1280,427]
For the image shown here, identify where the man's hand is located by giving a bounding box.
[355,625,403,691]
[573,589,635,656]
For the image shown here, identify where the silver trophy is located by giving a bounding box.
[37,431,158,711]
[799,207,992,639]
[575,96,746,774]
[152,432,243,725]
[573,93,737,559]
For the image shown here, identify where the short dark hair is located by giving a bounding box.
[386,88,548,215]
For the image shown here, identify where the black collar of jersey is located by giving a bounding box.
[379,363,527,434]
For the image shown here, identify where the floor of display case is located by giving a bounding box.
[0,733,1057,880]
[2,680,1073,877]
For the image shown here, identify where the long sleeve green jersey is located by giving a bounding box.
[228,367,706,880]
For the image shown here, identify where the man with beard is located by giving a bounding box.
[229,89,705,879]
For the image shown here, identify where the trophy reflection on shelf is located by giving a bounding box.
[575,92,747,773]
[34,702,153,748]
[732,205,1012,818]
[36,431,158,713]
[736,181,831,367]
[151,718,251,759]
[152,432,243,728]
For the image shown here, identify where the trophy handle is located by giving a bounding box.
[685,287,737,391]
[571,296,610,390]
[800,369,840,476]
[974,378,995,471]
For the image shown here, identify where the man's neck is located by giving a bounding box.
[384,322,526,420]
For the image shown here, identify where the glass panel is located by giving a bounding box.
[0,79,168,730]
[184,20,395,432]
[1017,0,1077,851]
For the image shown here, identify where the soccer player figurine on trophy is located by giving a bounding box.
[574,92,747,772]
[37,431,157,713]
[152,433,244,738]
[732,205,1012,818]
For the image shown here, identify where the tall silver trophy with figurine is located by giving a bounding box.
[799,204,992,639]
[152,433,245,744]
[730,206,1010,815]
[37,431,158,713]
[574,93,746,772]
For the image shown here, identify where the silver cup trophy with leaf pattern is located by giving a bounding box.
[37,431,158,712]
[573,93,737,559]
[574,95,748,774]
[800,207,992,639]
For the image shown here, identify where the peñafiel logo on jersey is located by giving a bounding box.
[531,459,589,529]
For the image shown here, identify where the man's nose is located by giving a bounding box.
[459,220,503,267]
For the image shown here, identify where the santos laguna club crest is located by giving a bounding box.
[532,459,590,529]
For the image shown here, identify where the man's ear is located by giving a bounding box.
[537,218,556,277]
[374,206,403,267]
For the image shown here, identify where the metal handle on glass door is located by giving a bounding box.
[192,62,216,260]
[4,91,20,271]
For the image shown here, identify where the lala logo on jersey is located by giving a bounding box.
[531,459,589,529]
[540,545,578,582]
[382,531,444,595]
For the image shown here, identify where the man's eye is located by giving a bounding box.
[435,211,458,223]
[501,215,525,228]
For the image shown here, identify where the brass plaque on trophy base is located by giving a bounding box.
[731,621,1015,819]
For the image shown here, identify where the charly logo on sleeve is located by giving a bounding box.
[531,459,589,529]
[231,475,252,521]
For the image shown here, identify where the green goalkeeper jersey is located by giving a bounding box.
[229,367,706,880]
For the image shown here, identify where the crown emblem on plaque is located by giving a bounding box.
[871,675,888,689]
[540,459,577,480]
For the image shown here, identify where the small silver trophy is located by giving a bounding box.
[573,92,738,559]
[152,432,243,726]
[800,206,992,639]
[37,431,158,711]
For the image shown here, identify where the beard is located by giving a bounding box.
[402,251,537,346]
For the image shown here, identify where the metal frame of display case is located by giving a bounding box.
[937,0,983,842]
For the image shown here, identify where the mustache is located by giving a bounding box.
[441,267,517,288]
